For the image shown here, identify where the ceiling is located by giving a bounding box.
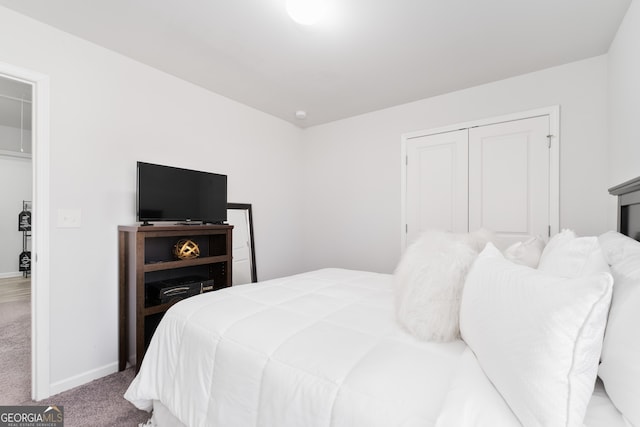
[0,0,631,127]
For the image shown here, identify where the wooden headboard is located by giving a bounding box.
[609,176,640,241]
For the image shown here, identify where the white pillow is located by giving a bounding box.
[538,229,609,278]
[435,348,520,427]
[460,243,613,427]
[394,229,491,342]
[504,236,546,268]
[597,232,640,426]
[541,228,576,256]
[598,230,640,266]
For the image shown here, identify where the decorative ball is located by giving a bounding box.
[173,239,200,260]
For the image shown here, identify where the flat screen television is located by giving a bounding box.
[137,162,227,225]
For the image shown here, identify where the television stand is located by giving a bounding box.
[118,223,233,371]
[177,221,203,226]
[140,221,153,226]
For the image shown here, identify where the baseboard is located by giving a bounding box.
[48,361,119,397]
[0,271,23,279]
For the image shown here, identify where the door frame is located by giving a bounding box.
[0,61,51,400]
[400,106,560,251]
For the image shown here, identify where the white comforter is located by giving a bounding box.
[125,269,626,427]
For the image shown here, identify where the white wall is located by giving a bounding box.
[0,6,304,392]
[0,156,31,277]
[608,0,640,226]
[0,124,31,153]
[301,56,610,274]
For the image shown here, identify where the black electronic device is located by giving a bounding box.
[137,162,227,225]
[147,276,216,305]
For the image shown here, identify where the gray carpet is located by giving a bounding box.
[0,299,31,404]
[0,299,151,426]
[23,368,151,427]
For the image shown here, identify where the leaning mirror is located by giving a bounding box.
[227,203,257,285]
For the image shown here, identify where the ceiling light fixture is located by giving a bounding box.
[286,0,326,25]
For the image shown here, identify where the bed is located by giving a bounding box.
[125,177,640,427]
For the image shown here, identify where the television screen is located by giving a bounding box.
[137,162,227,224]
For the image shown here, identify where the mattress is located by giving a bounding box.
[125,268,628,427]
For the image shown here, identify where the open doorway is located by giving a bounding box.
[0,76,33,404]
[0,62,50,401]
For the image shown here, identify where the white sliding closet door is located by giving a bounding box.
[405,129,468,245]
[468,116,550,246]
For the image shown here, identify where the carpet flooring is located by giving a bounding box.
[0,298,150,426]
[0,299,30,405]
[25,368,151,426]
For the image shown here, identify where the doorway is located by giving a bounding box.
[0,76,32,404]
[0,61,50,401]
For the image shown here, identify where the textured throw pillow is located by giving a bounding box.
[598,232,640,427]
[394,229,492,342]
[538,229,609,278]
[504,236,546,268]
[460,243,613,427]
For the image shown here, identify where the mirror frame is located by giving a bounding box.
[227,203,257,283]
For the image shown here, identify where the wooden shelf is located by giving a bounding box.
[118,224,233,371]
[143,302,176,316]
[143,254,230,272]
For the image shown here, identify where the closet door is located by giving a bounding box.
[468,116,550,246]
[405,129,468,245]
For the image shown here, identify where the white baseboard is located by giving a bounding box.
[48,361,119,398]
[0,271,23,279]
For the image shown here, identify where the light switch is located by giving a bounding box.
[57,209,82,228]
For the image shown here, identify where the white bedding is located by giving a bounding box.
[125,268,627,427]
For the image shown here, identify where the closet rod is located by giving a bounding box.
[0,93,32,103]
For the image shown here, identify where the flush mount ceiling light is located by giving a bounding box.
[286,0,327,25]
